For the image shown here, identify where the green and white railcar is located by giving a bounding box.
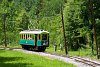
[19,29,49,52]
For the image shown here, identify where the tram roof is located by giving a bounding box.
[19,30,49,34]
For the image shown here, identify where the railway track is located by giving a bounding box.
[0,48,100,67]
[73,57,100,67]
[45,52,100,67]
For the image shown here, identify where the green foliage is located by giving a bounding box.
[19,13,29,30]
[0,0,64,47]
[0,0,100,54]
[64,0,85,50]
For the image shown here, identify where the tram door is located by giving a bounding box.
[35,34,37,46]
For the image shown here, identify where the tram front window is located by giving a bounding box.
[42,34,47,40]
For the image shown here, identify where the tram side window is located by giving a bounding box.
[42,34,47,40]
[28,34,30,40]
[23,34,25,39]
[26,34,27,39]
[24,34,25,39]
[26,34,31,40]
[22,34,23,39]
[22,34,25,39]
[23,34,24,39]
[27,34,29,39]
[27,34,32,40]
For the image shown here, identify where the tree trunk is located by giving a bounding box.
[2,13,7,48]
[88,0,99,59]
[61,4,68,55]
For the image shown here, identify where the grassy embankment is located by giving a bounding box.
[0,50,76,67]
[46,46,97,60]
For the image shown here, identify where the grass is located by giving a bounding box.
[46,46,98,60]
[46,47,66,55]
[0,50,76,67]
[0,44,21,48]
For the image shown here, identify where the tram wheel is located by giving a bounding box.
[37,47,46,52]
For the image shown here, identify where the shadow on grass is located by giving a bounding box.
[0,56,42,67]
[0,57,23,62]
[0,57,28,67]
[0,50,43,67]
[0,63,33,67]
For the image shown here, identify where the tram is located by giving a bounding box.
[19,29,49,52]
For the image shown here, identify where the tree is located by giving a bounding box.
[0,0,9,47]
[2,13,7,47]
[64,0,85,51]
[61,3,68,54]
[88,0,99,59]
